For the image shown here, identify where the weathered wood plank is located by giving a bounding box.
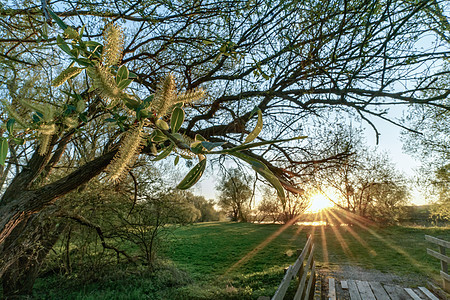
[404,288,422,300]
[341,280,348,290]
[383,284,410,300]
[347,280,362,300]
[425,235,450,249]
[292,236,312,275]
[272,265,294,300]
[355,280,376,300]
[304,262,316,300]
[294,245,315,300]
[418,287,439,300]
[328,278,336,300]
[368,282,391,300]
[427,248,450,264]
[439,245,448,274]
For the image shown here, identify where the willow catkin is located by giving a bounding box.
[176,88,205,104]
[151,74,176,118]
[106,123,144,182]
[103,23,124,66]
[87,65,124,104]
[52,67,82,87]
[38,124,57,155]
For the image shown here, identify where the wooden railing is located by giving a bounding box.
[426,235,450,293]
[271,235,316,300]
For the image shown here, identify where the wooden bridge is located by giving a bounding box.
[328,278,440,300]
[265,234,448,300]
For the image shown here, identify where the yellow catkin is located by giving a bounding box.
[107,123,144,182]
[39,134,52,156]
[151,74,176,118]
[103,23,124,66]
[87,66,124,103]
[17,99,55,122]
[52,67,82,87]
[1,100,28,128]
[176,88,205,104]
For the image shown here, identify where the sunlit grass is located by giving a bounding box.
[33,220,449,299]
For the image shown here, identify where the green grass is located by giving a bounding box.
[32,221,449,299]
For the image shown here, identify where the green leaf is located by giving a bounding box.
[152,143,174,161]
[174,155,180,166]
[229,151,285,202]
[190,141,204,154]
[71,58,92,67]
[151,130,167,142]
[56,35,74,57]
[156,119,169,131]
[6,119,15,134]
[0,138,8,166]
[12,138,24,145]
[170,107,185,133]
[116,65,129,84]
[48,9,68,30]
[224,136,307,153]
[117,79,133,90]
[128,71,139,79]
[177,158,207,190]
[201,141,226,151]
[244,108,263,143]
[79,113,88,123]
[195,134,207,142]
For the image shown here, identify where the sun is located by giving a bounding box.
[306,193,334,213]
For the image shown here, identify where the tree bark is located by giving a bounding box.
[1,211,66,299]
[0,149,117,298]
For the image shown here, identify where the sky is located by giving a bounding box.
[190,107,428,206]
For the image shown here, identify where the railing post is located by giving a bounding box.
[439,245,448,275]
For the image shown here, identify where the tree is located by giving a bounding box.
[257,187,311,224]
[403,69,450,220]
[0,0,450,297]
[217,168,252,222]
[182,192,221,222]
[318,146,409,222]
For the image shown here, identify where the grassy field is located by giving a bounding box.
[32,219,449,299]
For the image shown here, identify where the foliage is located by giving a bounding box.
[217,168,253,222]
[32,222,449,299]
[403,69,450,220]
[317,142,410,223]
[256,187,310,224]
[1,0,450,296]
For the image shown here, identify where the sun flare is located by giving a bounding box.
[306,193,334,213]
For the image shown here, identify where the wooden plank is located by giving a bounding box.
[292,236,312,275]
[368,282,391,300]
[355,280,376,300]
[404,288,422,300]
[418,287,439,300]
[347,280,362,300]
[425,235,450,249]
[303,262,316,300]
[272,265,294,300]
[383,284,410,300]
[427,248,450,264]
[439,245,448,276]
[328,278,336,300]
[294,245,315,300]
[341,280,348,289]
[441,270,450,281]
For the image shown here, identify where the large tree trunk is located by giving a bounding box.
[1,210,65,299]
[0,150,116,298]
